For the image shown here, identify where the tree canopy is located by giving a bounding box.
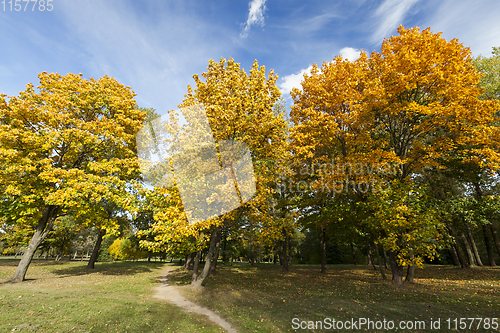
[0,72,146,281]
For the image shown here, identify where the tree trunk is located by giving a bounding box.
[374,243,386,280]
[87,229,105,269]
[388,251,404,286]
[191,251,202,283]
[9,205,58,283]
[209,228,222,274]
[490,225,500,257]
[281,229,289,272]
[483,225,496,266]
[57,234,67,261]
[366,240,372,266]
[273,246,277,265]
[454,243,469,268]
[473,182,499,262]
[350,243,357,265]
[367,241,376,270]
[191,227,219,288]
[448,225,469,268]
[221,232,227,265]
[147,251,152,263]
[320,227,327,274]
[459,231,476,267]
[185,252,195,270]
[250,233,255,267]
[405,249,415,283]
[448,244,461,266]
[278,241,283,265]
[38,248,44,259]
[465,224,483,266]
[382,246,389,270]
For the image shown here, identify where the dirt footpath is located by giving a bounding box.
[153,266,237,333]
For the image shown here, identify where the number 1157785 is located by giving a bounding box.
[2,0,53,11]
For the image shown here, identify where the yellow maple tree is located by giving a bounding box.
[0,72,145,282]
[139,58,288,286]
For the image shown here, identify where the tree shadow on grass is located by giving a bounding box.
[414,265,500,282]
[163,266,192,287]
[174,263,500,293]
[0,259,22,266]
[0,258,75,266]
[53,261,168,278]
[236,263,500,283]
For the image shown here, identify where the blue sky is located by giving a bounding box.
[1,0,500,113]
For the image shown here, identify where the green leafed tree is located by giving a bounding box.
[473,46,500,101]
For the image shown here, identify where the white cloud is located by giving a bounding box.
[371,0,419,44]
[240,0,267,38]
[339,47,361,61]
[278,65,313,97]
[279,47,360,99]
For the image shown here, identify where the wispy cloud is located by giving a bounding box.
[424,0,500,57]
[55,0,236,113]
[339,47,361,61]
[283,12,341,35]
[240,0,267,38]
[4,0,500,118]
[371,0,419,44]
[278,65,313,97]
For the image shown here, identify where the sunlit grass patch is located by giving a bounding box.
[0,259,224,333]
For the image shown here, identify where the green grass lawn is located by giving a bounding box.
[168,263,500,332]
[0,258,224,333]
[1,259,499,332]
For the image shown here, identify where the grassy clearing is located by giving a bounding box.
[1,259,499,333]
[0,258,224,333]
[168,263,500,332]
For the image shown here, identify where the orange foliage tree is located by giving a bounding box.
[289,26,500,285]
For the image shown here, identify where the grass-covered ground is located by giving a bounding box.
[169,263,500,332]
[0,258,224,333]
[1,258,499,332]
